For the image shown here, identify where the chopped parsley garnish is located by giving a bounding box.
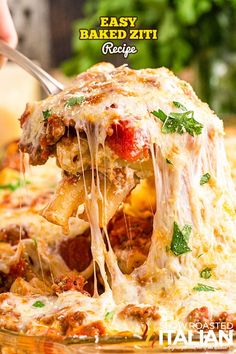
[166,158,173,165]
[151,108,203,137]
[65,96,85,108]
[0,182,20,192]
[42,109,52,120]
[170,222,192,256]
[200,267,212,279]
[193,283,216,292]
[173,101,187,111]
[32,300,45,308]
[181,224,192,242]
[200,173,211,185]
[0,179,30,192]
[197,253,204,259]
[105,311,114,321]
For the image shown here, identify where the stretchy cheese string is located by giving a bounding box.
[74,105,236,309]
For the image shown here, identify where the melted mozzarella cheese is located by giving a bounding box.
[10,63,236,334]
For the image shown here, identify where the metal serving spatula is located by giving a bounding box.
[0,39,64,95]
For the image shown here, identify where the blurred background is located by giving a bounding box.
[1,0,236,145]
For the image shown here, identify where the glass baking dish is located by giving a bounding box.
[0,329,235,354]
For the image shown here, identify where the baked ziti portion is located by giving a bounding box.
[16,63,236,338]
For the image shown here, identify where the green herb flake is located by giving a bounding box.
[200,267,212,279]
[170,222,192,256]
[32,300,45,308]
[42,109,52,120]
[0,179,30,192]
[151,109,203,137]
[182,224,192,242]
[166,158,173,165]
[197,253,204,259]
[193,283,216,292]
[173,101,187,111]
[200,173,211,185]
[0,182,19,192]
[151,109,167,123]
[105,311,114,321]
[65,96,85,108]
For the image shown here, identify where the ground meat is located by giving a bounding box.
[10,259,27,278]
[108,211,153,251]
[72,320,106,337]
[59,231,92,272]
[0,259,28,293]
[0,225,28,246]
[41,115,65,146]
[187,307,236,331]
[0,311,21,333]
[19,115,66,165]
[30,319,105,338]
[52,273,90,295]
[119,304,160,322]
[107,211,153,273]
[213,312,236,330]
[39,311,104,338]
[39,308,86,337]
[187,307,212,329]
[19,141,54,166]
[64,311,86,336]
